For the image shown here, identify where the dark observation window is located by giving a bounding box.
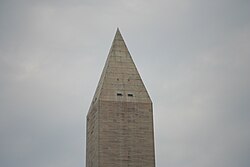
[117,93,123,96]
[128,93,133,97]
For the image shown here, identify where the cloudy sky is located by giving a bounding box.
[1,0,250,167]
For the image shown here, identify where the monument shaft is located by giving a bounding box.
[86,29,155,167]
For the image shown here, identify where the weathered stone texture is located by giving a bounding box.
[98,100,155,167]
[86,29,155,167]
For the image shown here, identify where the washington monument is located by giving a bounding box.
[86,29,155,167]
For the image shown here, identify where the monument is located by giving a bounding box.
[86,29,155,167]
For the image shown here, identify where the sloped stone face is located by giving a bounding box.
[92,29,151,104]
[86,29,155,167]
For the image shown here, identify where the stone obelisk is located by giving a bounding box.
[86,29,155,167]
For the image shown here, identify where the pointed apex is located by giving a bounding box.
[113,27,124,41]
[92,29,151,103]
[110,28,128,53]
[116,27,121,34]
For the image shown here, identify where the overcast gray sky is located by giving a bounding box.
[1,0,250,167]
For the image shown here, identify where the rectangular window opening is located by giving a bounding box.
[128,93,134,97]
[117,93,123,96]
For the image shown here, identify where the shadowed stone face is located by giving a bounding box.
[86,29,155,167]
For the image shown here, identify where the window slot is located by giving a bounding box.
[128,93,133,97]
[117,93,123,96]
